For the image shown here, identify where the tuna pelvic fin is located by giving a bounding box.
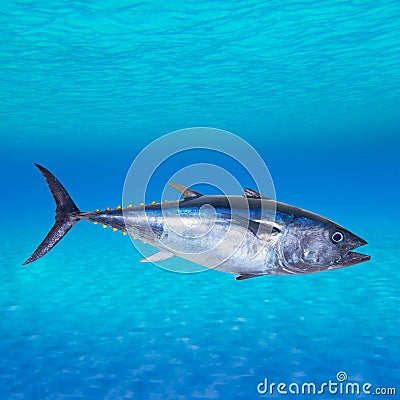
[168,182,202,198]
[23,164,81,265]
[139,249,175,263]
[235,274,260,280]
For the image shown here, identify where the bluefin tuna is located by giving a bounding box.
[23,164,370,279]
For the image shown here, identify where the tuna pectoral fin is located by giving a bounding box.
[23,164,81,265]
[222,213,281,237]
[235,274,260,280]
[139,249,175,263]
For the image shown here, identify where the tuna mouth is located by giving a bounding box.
[338,251,371,267]
[336,238,370,267]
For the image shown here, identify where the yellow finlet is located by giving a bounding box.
[93,221,98,225]
[164,199,168,203]
[102,224,107,228]
[127,204,133,208]
[112,227,117,232]
[106,207,111,210]
[122,231,127,235]
[151,201,156,205]
[139,203,144,206]
[95,209,100,212]
[116,205,121,209]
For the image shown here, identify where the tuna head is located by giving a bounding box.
[280,217,370,274]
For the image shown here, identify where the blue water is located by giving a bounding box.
[1,1,399,399]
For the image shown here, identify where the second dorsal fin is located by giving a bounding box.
[243,188,272,200]
[168,182,202,198]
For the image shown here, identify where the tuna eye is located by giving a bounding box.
[331,232,344,243]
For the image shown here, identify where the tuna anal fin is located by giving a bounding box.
[168,182,202,198]
[140,249,175,263]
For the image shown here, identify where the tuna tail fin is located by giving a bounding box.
[23,164,81,265]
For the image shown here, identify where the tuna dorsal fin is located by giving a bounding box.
[139,249,175,263]
[244,188,272,200]
[223,213,281,237]
[168,182,202,198]
[235,274,260,280]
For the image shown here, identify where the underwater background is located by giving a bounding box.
[0,1,399,399]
